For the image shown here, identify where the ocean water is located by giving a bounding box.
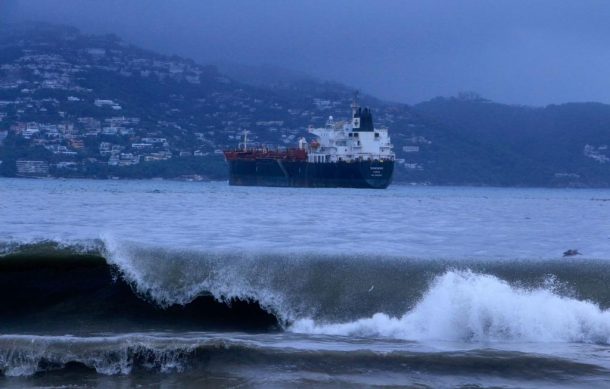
[1,178,610,387]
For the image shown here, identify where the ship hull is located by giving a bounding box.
[226,159,394,189]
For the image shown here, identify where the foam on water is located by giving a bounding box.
[0,333,606,380]
[3,180,610,384]
[5,236,610,337]
[0,334,206,376]
[292,271,610,344]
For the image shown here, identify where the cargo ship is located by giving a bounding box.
[223,97,395,189]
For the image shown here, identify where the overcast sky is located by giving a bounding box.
[3,0,610,106]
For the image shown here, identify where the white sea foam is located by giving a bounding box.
[0,334,200,376]
[291,271,610,344]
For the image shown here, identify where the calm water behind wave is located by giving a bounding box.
[2,178,610,258]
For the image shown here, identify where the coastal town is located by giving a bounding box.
[0,25,427,179]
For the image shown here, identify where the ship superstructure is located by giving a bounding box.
[306,99,394,164]
[224,96,395,189]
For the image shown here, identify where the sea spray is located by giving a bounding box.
[0,335,200,376]
[102,235,296,323]
[4,238,610,327]
[2,243,610,383]
[291,270,610,344]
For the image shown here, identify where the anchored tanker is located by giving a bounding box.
[224,97,395,188]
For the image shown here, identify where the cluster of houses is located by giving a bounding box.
[583,144,609,164]
[7,115,218,176]
[0,26,428,178]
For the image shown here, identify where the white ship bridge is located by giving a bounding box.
[301,102,394,164]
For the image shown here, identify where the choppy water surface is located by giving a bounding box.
[1,178,610,387]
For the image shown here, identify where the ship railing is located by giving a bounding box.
[226,147,308,160]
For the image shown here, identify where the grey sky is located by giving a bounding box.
[4,0,610,106]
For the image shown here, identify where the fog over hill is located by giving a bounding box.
[5,0,610,106]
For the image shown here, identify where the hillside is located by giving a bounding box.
[0,24,426,181]
[415,95,610,186]
[0,23,609,186]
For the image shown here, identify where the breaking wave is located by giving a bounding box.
[0,239,279,332]
[291,271,610,344]
[0,335,196,376]
[0,334,605,379]
[2,238,610,343]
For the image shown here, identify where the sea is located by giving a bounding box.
[1,177,610,388]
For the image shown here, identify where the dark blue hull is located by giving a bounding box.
[227,159,394,189]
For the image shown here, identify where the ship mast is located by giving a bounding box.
[351,90,360,117]
[240,129,250,151]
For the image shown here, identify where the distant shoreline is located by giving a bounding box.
[2,175,609,190]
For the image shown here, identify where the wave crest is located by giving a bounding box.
[4,238,610,337]
[0,335,200,376]
[291,271,610,344]
[0,334,604,379]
